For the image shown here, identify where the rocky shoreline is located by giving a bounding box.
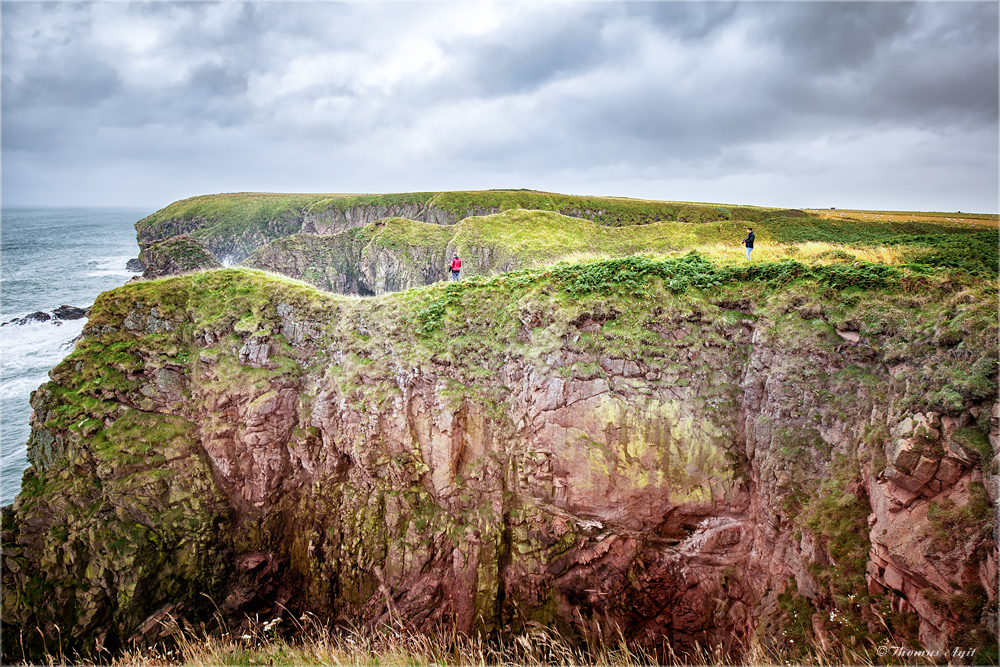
[1,305,90,327]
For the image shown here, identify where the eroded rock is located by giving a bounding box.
[1,271,996,663]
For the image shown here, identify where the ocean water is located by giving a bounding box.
[1,207,150,505]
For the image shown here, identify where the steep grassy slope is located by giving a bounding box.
[136,191,997,295]
[3,257,996,662]
[135,190,789,264]
[135,193,337,263]
[242,206,998,295]
[242,210,747,294]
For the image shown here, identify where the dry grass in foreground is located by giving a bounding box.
[17,613,953,667]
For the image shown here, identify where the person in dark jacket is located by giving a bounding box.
[450,254,462,281]
[742,228,755,260]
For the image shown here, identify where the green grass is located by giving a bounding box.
[245,206,996,298]
[430,189,783,225]
[764,217,984,245]
[72,615,891,667]
[140,235,223,273]
[893,231,999,275]
[135,191,999,290]
[303,188,784,226]
[135,193,349,259]
[11,255,997,665]
[371,216,456,248]
[136,190,786,256]
[927,481,994,552]
[305,191,437,214]
[92,409,193,463]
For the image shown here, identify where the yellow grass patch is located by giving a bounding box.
[83,615,939,667]
[690,241,910,266]
[804,209,998,228]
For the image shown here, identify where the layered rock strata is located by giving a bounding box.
[1,269,996,662]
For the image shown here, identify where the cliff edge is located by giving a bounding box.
[2,258,997,662]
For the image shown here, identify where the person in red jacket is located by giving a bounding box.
[450,254,462,281]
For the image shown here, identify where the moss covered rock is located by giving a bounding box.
[2,261,997,663]
[138,234,223,278]
[135,190,783,270]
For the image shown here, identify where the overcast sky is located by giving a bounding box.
[2,1,997,212]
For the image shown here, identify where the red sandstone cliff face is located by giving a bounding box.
[2,272,996,662]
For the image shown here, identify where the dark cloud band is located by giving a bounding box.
[2,1,996,211]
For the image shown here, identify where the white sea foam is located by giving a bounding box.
[2,207,150,504]
[86,254,136,278]
[0,319,83,384]
[0,319,83,502]
[0,373,51,403]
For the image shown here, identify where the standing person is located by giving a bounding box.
[450,253,462,281]
[742,227,755,260]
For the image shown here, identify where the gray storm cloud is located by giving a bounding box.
[2,1,996,211]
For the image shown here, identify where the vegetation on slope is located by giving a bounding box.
[136,193,334,249]
[13,192,999,664]
[300,189,784,226]
[135,190,997,289]
[65,614,926,667]
[6,247,997,663]
[138,235,223,277]
[241,202,997,297]
[135,189,791,260]
[90,249,1000,423]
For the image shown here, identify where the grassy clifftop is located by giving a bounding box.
[134,191,998,291]
[137,189,783,232]
[87,251,999,407]
[426,208,998,273]
[5,249,997,662]
[134,190,787,260]
[240,204,998,298]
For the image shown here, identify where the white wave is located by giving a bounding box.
[86,269,135,278]
[85,254,137,278]
[1,444,27,466]
[90,255,135,271]
[0,319,84,381]
[0,374,50,402]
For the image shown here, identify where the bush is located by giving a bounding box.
[548,253,902,297]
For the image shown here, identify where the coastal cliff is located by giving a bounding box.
[134,191,776,268]
[138,235,223,278]
[2,259,996,662]
[241,210,715,295]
